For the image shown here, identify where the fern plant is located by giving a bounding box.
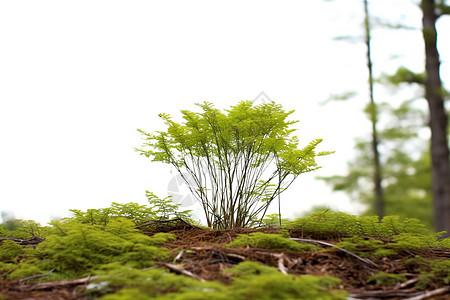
[287,210,431,239]
[69,193,192,226]
[0,218,176,280]
[366,272,407,285]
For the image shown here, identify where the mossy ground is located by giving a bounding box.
[1,212,450,299]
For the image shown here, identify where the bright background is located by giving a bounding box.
[1,0,448,224]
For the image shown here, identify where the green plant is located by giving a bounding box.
[405,256,450,289]
[97,262,346,300]
[35,218,173,277]
[0,261,16,280]
[69,194,192,226]
[227,232,319,252]
[0,240,24,262]
[136,101,332,229]
[336,236,387,258]
[261,213,289,227]
[0,219,46,239]
[225,262,346,300]
[7,260,44,280]
[145,191,193,221]
[225,261,279,277]
[92,264,204,298]
[0,225,9,238]
[287,210,431,239]
[390,232,442,250]
[367,272,407,285]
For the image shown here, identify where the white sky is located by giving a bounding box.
[0,0,448,225]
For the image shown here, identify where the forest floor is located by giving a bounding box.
[2,220,450,300]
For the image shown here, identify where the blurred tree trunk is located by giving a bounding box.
[421,0,450,235]
[364,0,384,218]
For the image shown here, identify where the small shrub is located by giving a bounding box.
[137,101,332,229]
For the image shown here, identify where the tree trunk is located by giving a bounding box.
[422,0,450,235]
[364,0,384,218]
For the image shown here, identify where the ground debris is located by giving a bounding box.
[2,226,450,299]
[0,236,45,246]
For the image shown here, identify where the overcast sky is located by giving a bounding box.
[1,0,448,225]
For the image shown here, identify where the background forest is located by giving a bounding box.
[319,0,450,235]
[2,1,450,299]
[0,0,449,233]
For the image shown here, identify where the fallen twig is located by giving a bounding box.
[273,253,289,275]
[290,238,379,268]
[162,263,206,282]
[19,269,55,283]
[221,252,246,261]
[404,286,450,300]
[350,289,422,298]
[396,278,419,290]
[13,275,98,291]
[173,250,184,263]
[0,236,45,246]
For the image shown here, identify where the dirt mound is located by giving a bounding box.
[2,224,450,299]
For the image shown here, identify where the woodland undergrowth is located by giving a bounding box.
[1,203,450,299]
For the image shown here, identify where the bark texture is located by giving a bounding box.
[364,0,384,218]
[422,0,450,235]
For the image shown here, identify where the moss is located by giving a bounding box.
[440,238,450,248]
[0,240,24,262]
[336,236,388,258]
[148,232,177,245]
[367,272,407,285]
[92,265,202,298]
[405,256,450,289]
[430,259,450,284]
[225,261,279,277]
[415,275,432,290]
[286,210,430,239]
[35,218,172,277]
[0,262,16,279]
[97,262,347,300]
[0,225,9,238]
[7,260,44,280]
[227,232,319,252]
[390,233,439,250]
[373,248,397,258]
